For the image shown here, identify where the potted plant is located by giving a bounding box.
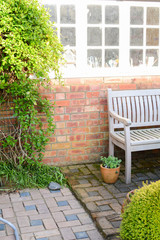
[100,156,121,184]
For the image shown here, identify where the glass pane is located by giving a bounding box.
[64,49,76,66]
[146,49,158,66]
[147,7,159,25]
[105,6,119,24]
[130,28,143,46]
[87,50,102,67]
[60,28,76,46]
[44,5,57,23]
[130,49,143,66]
[87,27,102,46]
[87,5,102,24]
[105,49,119,68]
[105,28,119,46]
[146,28,159,46]
[130,7,143,25]
[60,5,75,24]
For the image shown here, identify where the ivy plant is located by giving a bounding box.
[0,0,66,188]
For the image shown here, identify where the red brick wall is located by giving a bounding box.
[40,76,160,166]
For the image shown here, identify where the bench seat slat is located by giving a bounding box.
[115,128,160,146]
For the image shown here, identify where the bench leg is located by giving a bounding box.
[109,137,114,156]
[125,149,131,184]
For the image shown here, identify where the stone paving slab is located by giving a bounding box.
[61,158,160,239]
[0,188,104,240]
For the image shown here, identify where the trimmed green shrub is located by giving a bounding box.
[120,180,160,240]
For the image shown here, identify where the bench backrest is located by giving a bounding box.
[108,88,160,129]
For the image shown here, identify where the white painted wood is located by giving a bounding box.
[107,88,160,184]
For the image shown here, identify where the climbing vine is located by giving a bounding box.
[0,0,66,188]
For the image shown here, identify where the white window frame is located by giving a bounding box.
[41,0,160,78]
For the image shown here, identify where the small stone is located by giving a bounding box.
[48,182,61,191]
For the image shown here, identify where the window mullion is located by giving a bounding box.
[119,3,130,69]
[76,2,87,72]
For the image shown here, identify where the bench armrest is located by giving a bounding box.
[109,110,132,126]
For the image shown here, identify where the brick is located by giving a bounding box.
[84,105,102,112]
[66,106,84,113]
[77,213,92,224]
[57,150,67,156]
[52,143,71,150]
[43,218,57,229]
[17,216,30,227]
[42,94,55,100]
[119,84,136,90]
[72,224,95,233]
[54,86,70,92]
[66,122,78,128]
[72,141,90,148]
[71,113,90,121]
[57,136,67,142]
[68,135,85,141]
[54,107,65,114]
[70,99,87,106]
[44,151,56,157]
[56,93,65,100]
[86,92,99,98]
[68,149,85,155]
[52,212,66,222]
[30,219,43,226]
[97,217,113,229]
[55,122,65,129]
[90,99,99,105]
[55,100,70,107]
[60,227,75,240]
[20,225,44,234]
[87,230,104,240]
[66,92,85,99]
[72,127,89,134]
[55,129,70,135]
[86,133,104,140]
[71,86,90,92]
[54,115,70,121]
[35,229,60,238]
[57,220,81,228]
[2,208,15,218]
[90,112,99,119]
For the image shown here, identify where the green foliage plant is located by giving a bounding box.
[100,155,121,168]
[0,0,66,188]
[120,180,160,240]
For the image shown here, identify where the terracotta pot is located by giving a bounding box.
[100,164,120,184]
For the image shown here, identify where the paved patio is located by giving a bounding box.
[0,157,160,240]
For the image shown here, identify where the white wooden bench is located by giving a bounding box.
[107,88,160,184]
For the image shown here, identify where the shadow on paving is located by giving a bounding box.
[61,158,160,240]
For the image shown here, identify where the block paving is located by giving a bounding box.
[0,188,104,240]
[61,157,160,240]
[0,157,160,240]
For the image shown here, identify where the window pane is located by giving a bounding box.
[105,28,119,46]
[87,5,102,24]
[87,27,102,46]
[105,6,119,24]
[147,7,159,25]
[64,49,76,66]
[130,7,143,25]
[130,28,143,46]
[146,49,158,66]
[60,28,76,46]
[146,28,159,46]
[105,49,119,67]
[44,5,57,23]
[60,5,75,24]
[130,49,143,66]
[87,50,102,67]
